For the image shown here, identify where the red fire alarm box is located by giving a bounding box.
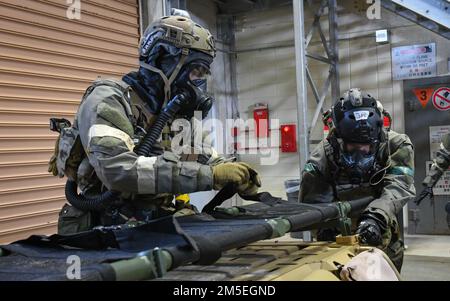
[383,116,390,129]
[281,124,297,153]
[253,104,269,138]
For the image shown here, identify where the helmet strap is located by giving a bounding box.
[139,61,171,103]
[167,48,189,86]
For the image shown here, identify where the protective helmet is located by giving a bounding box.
[138,12,216,106]
[140,14,216,58]
[332,88,383,144]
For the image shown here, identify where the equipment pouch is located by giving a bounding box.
[53,127,85,181]
[48,135,61,177]
[57,203,95,235]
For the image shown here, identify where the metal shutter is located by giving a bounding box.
[0,0,139,243]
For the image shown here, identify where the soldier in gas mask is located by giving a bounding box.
[299,88,416,271]
[417,132,450,229]
[48,12,260,235]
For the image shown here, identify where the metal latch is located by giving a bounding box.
[49,118,71,133]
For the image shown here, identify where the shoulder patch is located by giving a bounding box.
[387,166,414,177]
[96,102,134,137]
[304,162,317,173]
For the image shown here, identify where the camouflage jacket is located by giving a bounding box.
[299,130,416,246]
[60,78,215,210]
[423,132,450,188]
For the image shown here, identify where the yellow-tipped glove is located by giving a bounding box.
[212,162,261,196]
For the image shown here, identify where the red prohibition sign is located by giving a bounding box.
[432,87,450,111]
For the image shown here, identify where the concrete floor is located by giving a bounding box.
[401,234,450,281]
[404,234,450,258]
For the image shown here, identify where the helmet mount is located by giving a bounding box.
[331,88,383,144]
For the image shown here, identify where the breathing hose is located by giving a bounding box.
[133,93,188,157]
[65,93,189,211]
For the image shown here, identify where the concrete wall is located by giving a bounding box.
[187,0,240,208]
[336,1,450,133]
[234,0,450,199]
[139,0,165,35]
[235,5,298,198]
[188,1,238,150]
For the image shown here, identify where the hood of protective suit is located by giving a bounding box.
[123,42,213,115]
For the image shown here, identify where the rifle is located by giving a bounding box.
[415,186,433,206]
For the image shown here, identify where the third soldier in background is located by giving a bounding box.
[417,131,450,228]
[299,88,416,271]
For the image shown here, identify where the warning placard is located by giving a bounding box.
[392,43,436,80]
[432,87,450,111]
[413,88,434,108]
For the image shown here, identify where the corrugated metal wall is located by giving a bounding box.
[0,0,140,243]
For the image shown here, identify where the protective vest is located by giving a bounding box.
[48,79,146,182]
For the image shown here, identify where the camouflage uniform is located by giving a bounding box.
[50,12,262,234]
[54,78,216,234]
[421,132,450,229]
[47,12,232,234]
[423,132,450,188]
[300,130,416,270]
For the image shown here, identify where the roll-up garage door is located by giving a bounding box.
[0,0,140,243]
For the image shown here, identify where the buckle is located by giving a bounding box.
[137,247,168,278]
[49,118,71,133]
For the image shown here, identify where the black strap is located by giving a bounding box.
[202,183,238,213]
[243,191,283,205]
[13,215,197,254]
[202,184,286,214]
[13,230,119,250]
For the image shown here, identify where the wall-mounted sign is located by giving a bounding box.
[392,43,436,80]
[432,87,450,111]
[413,88,434,108]
[375,29,388,43]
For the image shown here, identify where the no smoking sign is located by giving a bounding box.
[432,87,450,111]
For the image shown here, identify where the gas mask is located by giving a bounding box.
[172,63,214,120]
[340,144,377,182]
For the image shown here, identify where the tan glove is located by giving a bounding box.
[236,163,261,196]
[213,162,261,195]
